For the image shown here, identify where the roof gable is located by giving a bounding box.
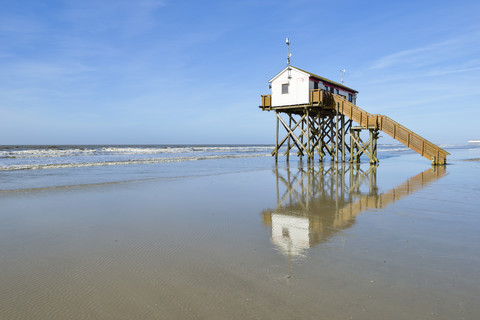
[268,66,309,83]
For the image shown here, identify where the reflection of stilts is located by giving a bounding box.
[272,163,379,212]
[263,164,447,258]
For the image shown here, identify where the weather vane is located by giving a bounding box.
[286,37,292,80]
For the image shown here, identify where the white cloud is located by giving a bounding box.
[370,32,480,70]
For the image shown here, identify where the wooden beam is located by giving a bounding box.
[277,114,311,157]
[272,113,307,156]
[307,108,311,162]
[275,111,279,162]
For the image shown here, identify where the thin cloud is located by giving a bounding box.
[359,60,480,86]
[3,61,95,79]
[370,32,480,70]
[371,42,447,69]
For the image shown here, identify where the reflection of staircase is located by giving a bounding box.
[324,92,449,164]
[337,165,447,224]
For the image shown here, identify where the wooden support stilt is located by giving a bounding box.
[275,111,279,163]
[300,118,304,161]
[350,130,354,163]
[306,108,311,163]
[369,129,376,164]
[330,115,335,162]
[335,103,339,162]
[287,116,291,163]
[341,114,345,162]
[319,117,324,162]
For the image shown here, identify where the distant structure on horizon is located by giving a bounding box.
[260,60,449,165]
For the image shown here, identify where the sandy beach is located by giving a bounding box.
[1,147,479,319]
[2,0,480,318]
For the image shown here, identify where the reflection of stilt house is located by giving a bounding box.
[262,164,447,258]
[260,66,449,165]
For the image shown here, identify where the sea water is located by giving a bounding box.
[0,144,479,191]
[1,143,480,319]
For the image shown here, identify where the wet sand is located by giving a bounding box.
[1,154,479,319]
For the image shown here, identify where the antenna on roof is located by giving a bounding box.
[286,37,292,79]
[286,37,292,66]
[340,69,346,84]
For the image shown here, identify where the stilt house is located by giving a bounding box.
[268,66,358,107]
[260,65,449,165]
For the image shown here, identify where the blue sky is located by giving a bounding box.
[1,0,479,145]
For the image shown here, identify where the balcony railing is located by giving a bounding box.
[261,89,336,109]
[261,95,272,110]
[309,89,335,106]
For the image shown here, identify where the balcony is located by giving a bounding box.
[261,89,337,110]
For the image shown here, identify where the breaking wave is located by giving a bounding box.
[0,145,273,159]
[0,153,269,171]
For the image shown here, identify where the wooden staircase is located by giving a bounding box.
[326,93,449,165]
[261,89,449,165]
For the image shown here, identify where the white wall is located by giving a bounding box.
[271,68,310,107]
[271,67,358,106]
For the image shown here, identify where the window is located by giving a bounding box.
[348,93,353,102]
[336,89,339,94]
[282,83,289,94]
[314,82,319,90]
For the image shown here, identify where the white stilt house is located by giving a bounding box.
[260,41,449,165]
[268,66,358,107]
